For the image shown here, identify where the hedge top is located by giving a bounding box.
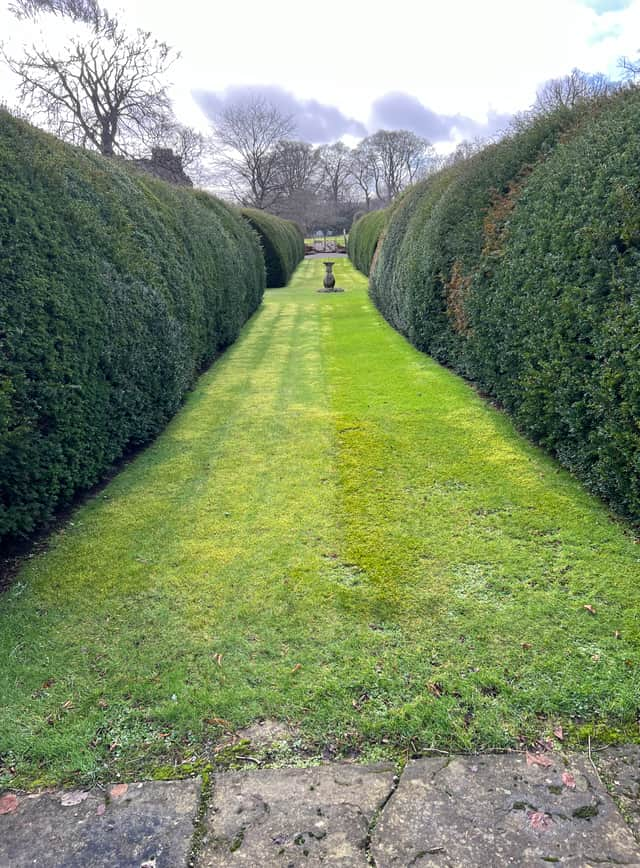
[241,208,304,288]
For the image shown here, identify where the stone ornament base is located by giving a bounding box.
[317,287,345,293]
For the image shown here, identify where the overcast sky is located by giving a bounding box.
[1,0,639,151]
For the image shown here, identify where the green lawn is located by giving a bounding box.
[1,259,639,789]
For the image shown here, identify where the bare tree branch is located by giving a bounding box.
[211,94,295,208]
[2,4,176,156]
[534,68,614,114]
[360,130,434,202]
[316,142,353,205]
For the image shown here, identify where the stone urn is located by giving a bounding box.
[323,261,336,289]
[317,260,344,293]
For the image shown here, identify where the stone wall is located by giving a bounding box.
[131,148,193,187]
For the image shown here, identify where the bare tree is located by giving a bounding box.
[534,68,614,114]
[271,139,319,198]
[316,142,353,205]
[2,5,176,156]
[211,94,295,208]
[349,140,378,210]
[364,129,433,201]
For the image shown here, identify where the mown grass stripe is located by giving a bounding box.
[0,259,638,789]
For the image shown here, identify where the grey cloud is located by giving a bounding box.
[193,85,367,143]
[370,92,512,144]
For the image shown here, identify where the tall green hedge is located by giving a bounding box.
[240,208,304,287]
[370,89,640,520]
[0,110,265,543]
[348,209,389,276]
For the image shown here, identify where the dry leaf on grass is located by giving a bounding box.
[205,717,232,729]
[291,663,302,674]
[553,726,564,741]
[583,605,596,615]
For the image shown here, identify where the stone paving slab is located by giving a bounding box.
[371,754,640,867]
[0,778,201,868]
[1,752,638,867]
[596,745,640,843]
[198,762,397,867]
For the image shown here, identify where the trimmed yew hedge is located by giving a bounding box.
[348,209,388,276]
[241,208,304,287]
[370,89,640,520]
[0,110,265,543]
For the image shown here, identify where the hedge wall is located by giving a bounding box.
[370,89,640,520]
[0,110,265,543]
[240,208,304,287]
[348,209,388,276]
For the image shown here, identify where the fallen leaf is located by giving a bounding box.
[60,790,88,807]
[528,810,553,831]
[614,631,621,640]
[42,679,55,689]
[108,741,119,752]
[0,794,18,815]
[291,663,302,674]
[61,700,74,710]
[427,682,443,698]
[562,771,576,789]
[584,605,596,615]
[98,698,108,709]
[553,726,564,741]
[97,803,106,816]
[215,653,223,667]
[526,752,554,768]
[521,643,532,651]
[110,783,128,799]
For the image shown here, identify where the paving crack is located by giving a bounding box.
[365,770,401,867]
[187,774,213,868]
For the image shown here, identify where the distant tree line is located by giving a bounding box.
[209,96,435,232]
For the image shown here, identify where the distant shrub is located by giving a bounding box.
[0,110,265,543]
[370,90,640,520]
[241,209,304,287]
[348,209,388,276]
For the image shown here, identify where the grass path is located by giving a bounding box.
[1,259,639,788]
